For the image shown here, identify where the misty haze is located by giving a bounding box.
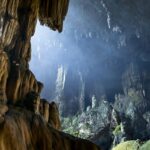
[1,0,150,149]
[30,0,150,149]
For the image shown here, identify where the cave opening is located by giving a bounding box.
[1,0,150,149]
[29,1,150,148]
[30,0,127,117]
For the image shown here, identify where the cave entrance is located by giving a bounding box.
[30,0,115,115]
[30,21,69,100]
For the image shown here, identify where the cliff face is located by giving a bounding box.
[0,0,101,150]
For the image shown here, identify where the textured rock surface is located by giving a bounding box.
[61,100,113,149]
[61,61,150,149]
[0,50,8,103]
[0,107,101,150]
[26,0,150,149]
[0,0,102,149]
[0,0,69,104]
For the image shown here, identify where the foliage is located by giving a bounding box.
[61,101,112,139]
[112,140,140,150]
[113,140,150,150]
[140,140,150,150]
[113,124,122,135]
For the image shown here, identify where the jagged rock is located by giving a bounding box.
[40,99,50,122]
[0,0,69,104]
[88,125,113,150]
[0,0,103,149]
[24,93,61,130]
[1,19,19,47]
[49,101,61,130]
[7,69,41,104]
[111,62,150,142]
[55,67,107,117]
[0,107,101,150]
[113,93,149,140]
[38,0,69,32]
[40,100,61,130]
[62,100,113,148]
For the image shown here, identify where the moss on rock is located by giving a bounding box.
[113,140,150,150]
[112,140,140,150]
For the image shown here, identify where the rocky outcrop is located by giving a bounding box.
[0,0,69,105]
[39,0,69,32]
[48,101,61,130]
[0,107,101,150]
[113,62,150,142]
[0,0,102,149]
[61,100,113,149]
[54,67,106,117]
[61,62,150,149]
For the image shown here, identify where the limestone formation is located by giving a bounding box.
[49,101,61,130]
[0,0,102,149]
[24,91,40,114]
[0,108,101,150]
[38,99,61,130]
[0,0,69,104]
[40,99,50,122]
[38,0,69,32]
[0,104,8,123]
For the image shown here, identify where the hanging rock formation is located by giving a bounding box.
[0,0,101,149]
[0,107,101,150]
[1,0,69,105]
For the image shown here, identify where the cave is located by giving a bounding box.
[0,0,150,150]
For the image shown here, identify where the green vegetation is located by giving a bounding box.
[62,100,112,140]
[113,140,150,150]
[62,115,92,138]
[112,140,140,150]
[140,140,150,150]
[62,116,81,138]
[113,124,122,135]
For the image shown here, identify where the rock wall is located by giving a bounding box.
[0,0,102,150]
[0,0,69,104]
[0,107,101,150]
